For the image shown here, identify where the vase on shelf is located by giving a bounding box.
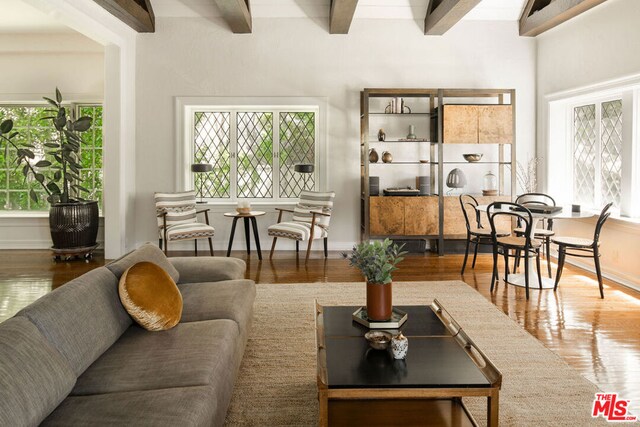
[378,129,386,141]
[382,151,393,163]
[369,148,379,163]
[483,171,498,196]
[407,125,416,139]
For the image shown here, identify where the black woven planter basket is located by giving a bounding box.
[49,201,99,249]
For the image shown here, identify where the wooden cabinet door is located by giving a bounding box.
[478,105,513,144]
[369,197,404,236]
[405,197,439,236]
[443,105,478,144]
[443,196,467,237]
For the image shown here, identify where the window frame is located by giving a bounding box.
[176,97,328,205]
[0,101,104,214]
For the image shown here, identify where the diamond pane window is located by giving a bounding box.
[573,104,596,207]
[236,112,273,198]
[193,112,231,198]
[600,100,622,207]
[0,104,103,211]
[279,112,316,198]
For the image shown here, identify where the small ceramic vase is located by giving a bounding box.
[382,151,393,163]
[391,332,408,360]
[378,128,386,141]
[407,125,417,139]
[369,148,379,163]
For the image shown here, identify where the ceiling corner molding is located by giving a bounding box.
[92,0,155,33]
[329,0,359,34]
[519,0,608,37]
[213,0,252,34]
[424,0,482,36]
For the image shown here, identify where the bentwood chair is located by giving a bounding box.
[552,202,613,299]
[155,191,215,256]
[268,190,335,261]
[513,193,557,277]
[488,202,543,300]
[459,194,509,274]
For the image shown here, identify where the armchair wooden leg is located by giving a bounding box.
[594,248,604,299]
[164,240,168,257]
[159,239,162,251]
[194,240,198,257]
[306,238,313,262]
[323,237,328,258]
[296,241,299,253]
[208,237,214,256]
[270,237,277,259]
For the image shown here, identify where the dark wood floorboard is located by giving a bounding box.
[1,249,639,411]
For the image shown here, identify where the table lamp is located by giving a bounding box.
[294,164,314,191]
[191,163,213,203]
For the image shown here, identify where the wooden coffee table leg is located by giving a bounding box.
[250,216,262,260]
[244,217,251,254]
[227,217,239,257]
[318,390,329,427]
[487,389,499,427]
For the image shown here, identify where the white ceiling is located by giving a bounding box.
[0,0,70,33]
[152,0,528,21]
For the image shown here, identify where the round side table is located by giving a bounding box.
[224,211,266,260]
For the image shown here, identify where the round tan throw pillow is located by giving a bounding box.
[118,261,183,331]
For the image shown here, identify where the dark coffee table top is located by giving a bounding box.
[320,305,494,390]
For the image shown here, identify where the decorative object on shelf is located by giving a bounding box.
[369,176,380,196]
[377,128,386,141]
[419,159,429,164]
[391,332,408,359]
[352,306,408,329]
[385,97,412,114]
[382,151,393,163]
[364,331,392,350]
[482,171,498,196]
[416,176,430,195]
[406,125,417,140]
[236,200,251,215]
[515,157,541,193]
[191,163,213,203]
[294,163,315,191]
[0,88,98,258]
[463,153,483,163]
[369,148,379,163]
[446,168,467,195]
[342,238,407,321]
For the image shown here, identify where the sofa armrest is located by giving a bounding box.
[169,257,246,284]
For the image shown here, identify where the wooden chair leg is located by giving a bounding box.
[490,244,499,292]
[461,236,471,275]
[270,237,277,259]
[546,238,552,278]
[554,246,566,292]
[535,250,543,289]
[502,248,510,282]
[323,237,328,258]
[164,240,168,257]
[159,239,163,251]
[208,237,214,256]
[594,248,604,299]
[471,239,480,269]
[296,241,299,253]
[523,248,530,300]
[306,238,313,262]
[194,240,198,257]
[513,249,520,273]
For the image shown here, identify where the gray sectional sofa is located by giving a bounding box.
[0,243,256,426]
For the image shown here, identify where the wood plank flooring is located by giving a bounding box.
[1,249,639,413]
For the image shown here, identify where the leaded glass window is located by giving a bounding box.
[191,108,317,201]
[573,104,596,206]
[0,104,103,211]
[600,100,622,207]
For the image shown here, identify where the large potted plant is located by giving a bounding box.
[343,239,406,321]
[0,88,98,252]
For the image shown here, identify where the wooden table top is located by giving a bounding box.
[223,211,266,218]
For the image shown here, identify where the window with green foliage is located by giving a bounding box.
[192,108,317,201]
[0,104,103,211]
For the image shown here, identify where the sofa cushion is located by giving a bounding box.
[106,243,180,283]
[169,256,246,284]
[119,262,183,331]
[72,319,239,396]
[179,279,256,336]
[17,266,132,376]
[0,317,76,427]
[42,386,218,427]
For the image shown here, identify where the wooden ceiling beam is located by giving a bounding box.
[424,0,482,36]
[213,0,252,34]
[330,0,359,34]
[519,0,608,37]
[92,0,155,33]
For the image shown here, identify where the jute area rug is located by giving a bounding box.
[225,281,606,426]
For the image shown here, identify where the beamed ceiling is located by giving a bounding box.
[89,0,608,36]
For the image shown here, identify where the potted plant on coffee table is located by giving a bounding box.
[0,88,98,258]
[343,239,407,321]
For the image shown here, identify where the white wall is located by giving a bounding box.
[0,32,105,249]
[537,0,640,289]
[134,17,536,252]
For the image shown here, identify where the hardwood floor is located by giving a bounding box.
[1,249,639,412]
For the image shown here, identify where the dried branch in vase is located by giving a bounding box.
[514,157,541,194]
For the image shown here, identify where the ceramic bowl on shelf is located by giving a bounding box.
[463,154,483,162]
[364,331,392,350]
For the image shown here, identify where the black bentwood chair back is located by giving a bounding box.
[488,202,543,300]
[514,193,557,278]
[551,202,613,298]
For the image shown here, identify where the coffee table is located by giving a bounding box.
[315,300,502,426]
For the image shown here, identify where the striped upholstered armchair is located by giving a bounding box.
[268,190,335,261]
[154,191,215,256]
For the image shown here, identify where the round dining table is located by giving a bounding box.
[476,205,594,290]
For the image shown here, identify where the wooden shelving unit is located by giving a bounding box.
[360,88,516,255]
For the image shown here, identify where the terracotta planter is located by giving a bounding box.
[366,281,392,321]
